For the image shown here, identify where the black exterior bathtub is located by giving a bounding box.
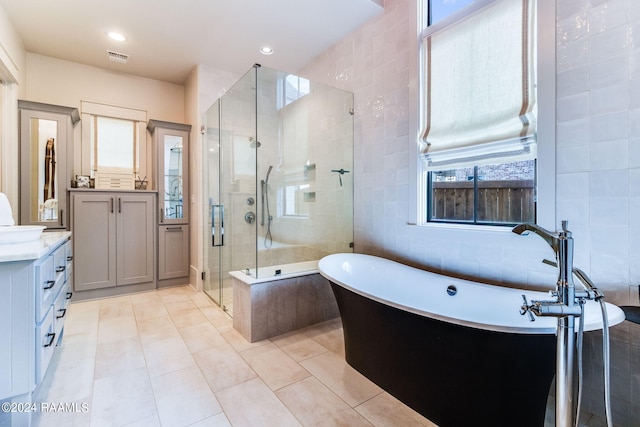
[330,282,555,427]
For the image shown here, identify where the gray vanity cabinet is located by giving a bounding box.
[148,120,191,288]
[18,100,80,229]
[71,191,156,293]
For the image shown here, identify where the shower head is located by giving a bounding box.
[249,137,261,148]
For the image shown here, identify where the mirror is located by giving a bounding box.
[29,118,59,223]
[163,134,183,219]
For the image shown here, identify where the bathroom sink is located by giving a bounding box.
[0,225,46,244]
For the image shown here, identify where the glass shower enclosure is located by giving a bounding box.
[202,65,354,315]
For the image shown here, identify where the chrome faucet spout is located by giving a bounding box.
[511,223,560,254]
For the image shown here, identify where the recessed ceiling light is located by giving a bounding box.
[107,32,126,42]
[260,46,273,55]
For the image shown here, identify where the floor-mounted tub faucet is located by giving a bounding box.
[513,221,580,427]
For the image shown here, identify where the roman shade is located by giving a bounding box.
[421,0,536,169]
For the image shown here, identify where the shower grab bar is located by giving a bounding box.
[211,204,224,247]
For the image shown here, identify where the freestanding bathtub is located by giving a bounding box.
[318,253,625,427]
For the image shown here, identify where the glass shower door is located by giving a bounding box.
[202,99,223,307]
[202,67,259,315]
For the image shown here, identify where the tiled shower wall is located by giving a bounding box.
[298,0,639,424]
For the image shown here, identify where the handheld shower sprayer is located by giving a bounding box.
[261,166,274,248]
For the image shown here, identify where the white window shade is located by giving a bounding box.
[421,0,536,169]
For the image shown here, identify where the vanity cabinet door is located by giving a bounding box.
[158,225,189,280]
[72,193,117,291]
[117,194,155,286]
[72,192,155,291]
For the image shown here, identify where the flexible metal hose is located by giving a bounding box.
[574,301,585,427]
[599,299,612,427]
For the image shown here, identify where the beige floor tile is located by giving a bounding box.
[277,376,374,426]
[355,392,437,427]
[57,330,98,364]
[219,324,269,353]
[187,413,232,427]
[300,351,382,407]
[200,306,233,329]
[164,299,198,314]
[190,292,215,308]
[142,335,196,378]
[67,299,101,314]
[151,366,223,427]
[90,367,157,427]
[99,296,134,321]
[32,399,92,427]
[170,307,209,328]
[193,344,257,392]
[130,291,163,306]
[34,354,94,404]
[307,328,345,356]
[216,377,301,427]
[240,342,310,390]
[133,301,169,322]
[271,331,329,362]
[122,413,162,426]
[158,289,194,305]
[179,322,227,354]
[95,336,146,379]
[97,315,138,344]
[138,314,180,345]
[64,307,99,335]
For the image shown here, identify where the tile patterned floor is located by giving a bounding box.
[31,285,436,427]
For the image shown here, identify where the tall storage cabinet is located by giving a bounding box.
[71,190,156,299]
[148,120,191,288]
[18,101,80,229]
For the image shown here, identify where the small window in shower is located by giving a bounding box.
[278,74,310,109]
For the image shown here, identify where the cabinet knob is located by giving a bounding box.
[56,265,66,273]
[66,292,73,300]
[43,280,55,290]
[56,308,67,319]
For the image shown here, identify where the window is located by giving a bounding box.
[81,101,147,189]
[419,0,538,226]
[94,116,135,172]
[278,74,310,109]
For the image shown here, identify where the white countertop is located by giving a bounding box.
[0,231,71,263]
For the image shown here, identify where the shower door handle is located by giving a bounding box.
[211,204,224,247]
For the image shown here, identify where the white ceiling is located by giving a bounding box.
[0,0,384,84]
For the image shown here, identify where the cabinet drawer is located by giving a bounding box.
[35,308,56,384]
[53,282,71,338]
[34,256,55,322]
[52,243,67,281]
[65,241,73,282]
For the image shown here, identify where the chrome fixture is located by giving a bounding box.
[331,168,350,186]
[244,212,256,224]
[261,166,273,247]
[514,221,613,427]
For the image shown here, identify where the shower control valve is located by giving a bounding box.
[244,212,256,224]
